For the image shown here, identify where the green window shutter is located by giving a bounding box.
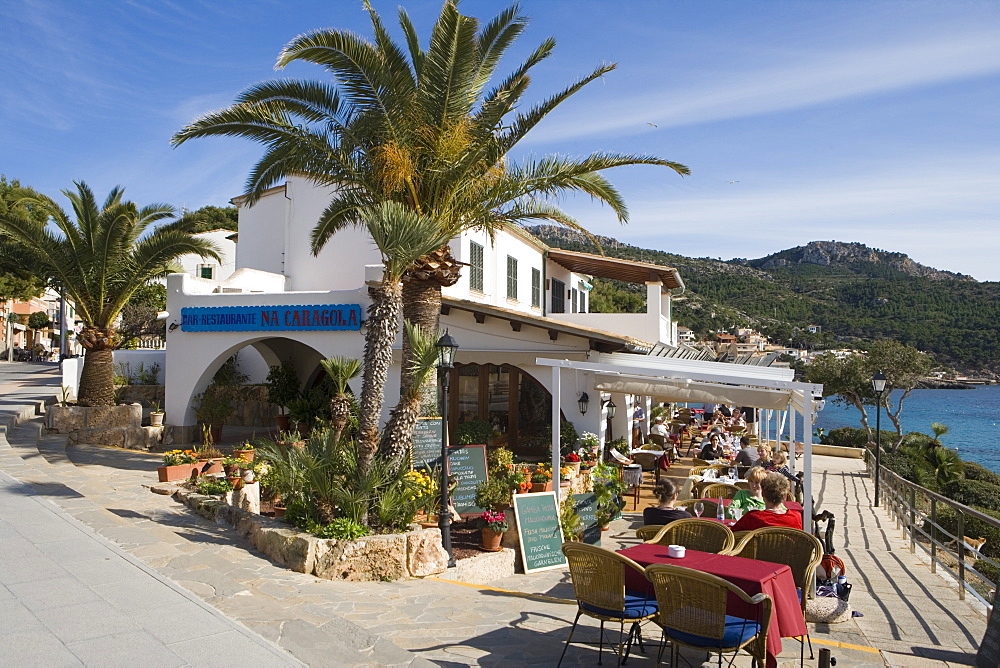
[470,242,484,291]
[531,268,541,307]
[506,255,518,300]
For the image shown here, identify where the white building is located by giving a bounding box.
[176,229,237,282]
[163,176,684,450]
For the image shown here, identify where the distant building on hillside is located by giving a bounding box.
[677,326,696,342]
[807,324,822,334]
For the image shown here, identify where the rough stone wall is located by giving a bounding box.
[45,403,167,449]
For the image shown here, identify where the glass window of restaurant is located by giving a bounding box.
[449,362,562,457]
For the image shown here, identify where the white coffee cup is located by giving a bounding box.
[667,545,686,558]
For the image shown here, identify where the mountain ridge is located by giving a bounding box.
[526,225,1000,372]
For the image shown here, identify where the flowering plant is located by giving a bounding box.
[162,449,198,466]
[530,464,552,483]
[563,452,581,463]
[560,465,575,480]
[579,432,600,449]
[478,509,509,533]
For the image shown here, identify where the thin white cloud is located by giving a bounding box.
[529,28,1000,143]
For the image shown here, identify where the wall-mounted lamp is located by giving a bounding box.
[812,393,826,412]
[168,322,179,332]
[578,391,589,415]
[602,398,617,419]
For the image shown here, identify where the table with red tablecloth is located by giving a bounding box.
[618,545,806,668]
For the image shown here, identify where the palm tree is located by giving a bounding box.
[320,356,361,444]
[0,182,219,405]
[171,0,689,427]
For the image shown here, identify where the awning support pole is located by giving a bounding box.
[551,365,562,505]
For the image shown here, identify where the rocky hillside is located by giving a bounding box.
[526,225,1000,373]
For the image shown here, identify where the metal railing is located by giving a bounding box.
[865,449,998,607]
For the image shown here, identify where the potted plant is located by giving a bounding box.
[277,429,305,448]
[530,464,552,492]
[474,477,513,512]
[456,419,494,446]
[221,456,242,477]
[265,361,300,432]
[592,462,626,530]
[157,449,199,482]
[562,451,582,476]
[193,384,234,445]
[476,509,509,552]
[149,401,164,427]
[233,442,255,463]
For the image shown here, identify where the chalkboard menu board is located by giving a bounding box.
[447,445,488,516]
[977,603,1000,668]
[513,492,567,573]
[572,493,601,546]
[411,418,443,470]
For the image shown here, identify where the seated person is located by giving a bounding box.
[649,416,669,441]
[755,444,773,468]
[734,436,759,467]
[643,478,693,526]
[730,466,767,514]
[731,473,803,531]
[698,433,725,461]
[767,451,798,482]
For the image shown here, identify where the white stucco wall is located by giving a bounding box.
[177,230,236,282]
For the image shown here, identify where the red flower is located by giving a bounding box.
[564,452,581,462]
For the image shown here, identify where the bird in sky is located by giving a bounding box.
[647,122,657,127]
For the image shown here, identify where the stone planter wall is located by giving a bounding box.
[46,403,168,449]
[811,444,865,459]
[173,489,450,581]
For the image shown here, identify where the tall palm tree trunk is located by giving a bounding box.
[400,278,443,417]
[357,280,402,474]
[77,327,118,406]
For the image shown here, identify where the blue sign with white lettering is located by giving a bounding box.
[180,304,362,332]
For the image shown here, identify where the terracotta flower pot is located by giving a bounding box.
[273,505,286,518]
[198,458,223,476]
[226,475,243,490]
[480,527,504,552]
[530,482,552,493]
[234,449,255,463]
[273,414,290,432]
[157,463,198,483]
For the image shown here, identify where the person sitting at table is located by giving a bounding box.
[734,436,758,467]
[731,473,803,531]
[643,478,692,526]
[756,444,773,467]
[767,451,798,482]
[698,433,725,461]
[730,466,767,514]
[649,415,669,441]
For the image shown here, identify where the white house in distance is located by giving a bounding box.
[163,176,686,449]
[175,229,237,282]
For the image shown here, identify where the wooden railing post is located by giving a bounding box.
[957,511,966,600]
[930,498,937,573]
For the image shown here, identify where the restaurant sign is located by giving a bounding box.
[180,304,362,333]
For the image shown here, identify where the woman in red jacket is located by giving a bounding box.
[731,473,803,531]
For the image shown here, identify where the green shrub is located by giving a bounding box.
[475,477,513,511]
[942,479,1000,512]
[311,518,370,540]
[456,420,494,445]
[197,478,233,495]
[824,427,868,447]
[964,462,1000,487]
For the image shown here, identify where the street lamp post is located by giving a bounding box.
[436,330,458,567]
[871,371,887,507]
[603,398,617,448]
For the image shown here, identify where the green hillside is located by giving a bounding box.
[528,226,1000,372]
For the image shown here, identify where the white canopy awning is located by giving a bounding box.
[592,376,794,410]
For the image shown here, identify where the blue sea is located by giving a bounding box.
[806,385,1000,473]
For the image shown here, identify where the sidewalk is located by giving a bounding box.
[0,364,988,666]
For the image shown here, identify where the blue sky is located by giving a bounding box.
[3,1,1000,279]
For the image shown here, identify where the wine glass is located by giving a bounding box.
[693,501,704,518]
[731,506,743,521]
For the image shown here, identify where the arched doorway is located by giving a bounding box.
[448,363,564,457]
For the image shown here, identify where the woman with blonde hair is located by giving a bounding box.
[767,450,797,482]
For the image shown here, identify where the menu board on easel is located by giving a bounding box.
[513,491,567,573]
[447,444,488,516]
[411,417,443,470]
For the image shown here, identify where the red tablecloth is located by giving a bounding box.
[619,545,806,668]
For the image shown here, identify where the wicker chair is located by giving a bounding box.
[730,527,823,663]
[675,498,719,519]
[636,525,663,541]
[689,465,710,476]
[560,543,658,667]
[645,563,772,667]
[645,517,735,554]
[632,452,659,471]
[701,482,741,500]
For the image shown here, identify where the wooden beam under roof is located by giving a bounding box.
[545,248,684,291]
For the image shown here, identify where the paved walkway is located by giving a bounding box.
[0,363,988,666]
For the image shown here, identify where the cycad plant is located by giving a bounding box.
[320,356,361,444]
[172,0,689,427]
[0,182,218,405]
